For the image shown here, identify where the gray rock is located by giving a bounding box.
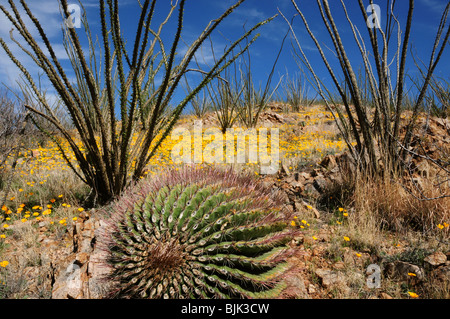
[52,261,83,299]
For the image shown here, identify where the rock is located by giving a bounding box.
[50,216,113,299]
[76,252,90,265]
[281,273,309,299]
[312,245,326,256]
[290,180,303,188]
[260,111,285,125]
[315,268,347,288]
[38,221,48,228]
[87,248,112,299]
[424,252,447,267]
[303,183,321,198]
[384,261,425,282]
[333,262,345,270]
[297,172,312,182]
[52,261,84,299]
[308,284,317,294]
[313,176,328,193]
[319,155,337,170]
[432,265,450,282]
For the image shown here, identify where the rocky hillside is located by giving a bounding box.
[0,105,448,299]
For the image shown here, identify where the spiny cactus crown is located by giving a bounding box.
[101,167,296,299]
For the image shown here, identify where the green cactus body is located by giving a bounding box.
[102,167,296,299]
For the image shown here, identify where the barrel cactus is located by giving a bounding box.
[99,167,297,299]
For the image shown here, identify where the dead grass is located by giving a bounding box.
[353,174,450,236]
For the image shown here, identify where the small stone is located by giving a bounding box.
[308,284,317,294]
[38,221,48,228]
[333,262,345,270]
[424,252,447,267]
[315,268,347,288]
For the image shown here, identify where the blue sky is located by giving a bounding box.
[0,0,449,112]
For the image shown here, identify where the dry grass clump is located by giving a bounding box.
[353,175,450,237]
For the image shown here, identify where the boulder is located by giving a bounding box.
[52,261,84,299]
[51,216,111,299]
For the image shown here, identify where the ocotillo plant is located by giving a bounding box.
[0,0,275,204]
[100,167,297,299]
[280,0,450,175]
